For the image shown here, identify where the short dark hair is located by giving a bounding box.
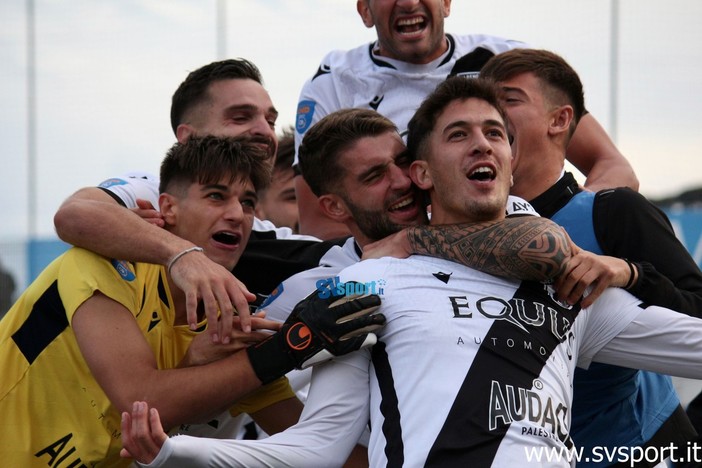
[480,49,586,132]
[170,58,264,135]
[159,136,271,196]
[407,77,507,162]
[298,108,398,196]
[257,127,295,200]
[274,126,295,173]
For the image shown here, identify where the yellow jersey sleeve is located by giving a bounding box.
[229,376,296,416]
[57,248,145,323]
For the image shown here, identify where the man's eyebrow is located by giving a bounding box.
[224,104,255,113]
[222,104,279,119]
[500,85,527,96]
[280,187,296,197]
[443,118,506,132]
[357,161,388,181]
[443,120,468,132]
[484,118,507,130]
[244,189,259,203]
[201,184,259,200]
[201,183,229,192]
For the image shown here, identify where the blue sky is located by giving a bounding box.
[2,0,701,239]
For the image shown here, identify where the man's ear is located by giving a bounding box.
[159,193,178,225]
[442,0,452,17]
[319,194,352,223]
[410,160,433,190]
[175,124,195,144]
[548,105,574,137]
[357,0,374,28]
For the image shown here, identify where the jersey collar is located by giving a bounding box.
[368,34,455,71]
[528,172,582,218]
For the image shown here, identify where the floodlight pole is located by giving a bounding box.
[217,0,227,59]
[609,0,619,144]
[26,0,37,238]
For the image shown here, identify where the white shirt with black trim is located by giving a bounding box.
[294,33,526,164]
[140,255,702,467]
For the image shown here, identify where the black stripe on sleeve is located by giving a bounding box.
[97,186,127,207]
[372,341,405,467]
[157,271,170,309]
[12,281,68,364]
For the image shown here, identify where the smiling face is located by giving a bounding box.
[328,130,426,245]
[178,78,279,159]
[411,97,513,224]
[161,176,257,271]
[357,0,451,64]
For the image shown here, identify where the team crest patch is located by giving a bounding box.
[296,100,316,134]
[98,178,128,189]
[258,282,284,310]
[111,259,136,281]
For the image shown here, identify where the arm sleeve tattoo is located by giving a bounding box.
[406,216,571,281]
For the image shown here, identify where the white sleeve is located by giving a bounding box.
[588,304,702,379]
[293,53,345,165]
[142,350,371,468]
[97,171,159,210]
[256,267,326,324]
[576,287,646,368]
[252,218,320,241]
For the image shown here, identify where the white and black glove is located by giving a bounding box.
[247,284,384,384]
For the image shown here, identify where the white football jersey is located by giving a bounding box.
[144,255,702,467]
[294,33,526,164]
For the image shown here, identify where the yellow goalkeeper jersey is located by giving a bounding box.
[0,247,293,467]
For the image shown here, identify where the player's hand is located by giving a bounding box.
[120,401,168,465]
[555,249,633,308]
[132,199,165,227]
[168,249,256,342]
[248,285,385,384]
[362,230,411,260]
[180,312,282,367]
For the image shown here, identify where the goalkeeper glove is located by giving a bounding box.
[247,285,384,384]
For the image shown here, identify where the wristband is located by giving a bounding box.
[623,259,637,290]
[167,247,204,275]
[246,333,298,385]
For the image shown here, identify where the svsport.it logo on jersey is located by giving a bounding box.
[315,276,385,299]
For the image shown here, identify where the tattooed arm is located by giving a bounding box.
[362,216,573,282]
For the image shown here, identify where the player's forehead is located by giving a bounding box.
[434,98,506,132]
[205,78,276,114]
[190,174,256,196]
[341,131,405,172]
